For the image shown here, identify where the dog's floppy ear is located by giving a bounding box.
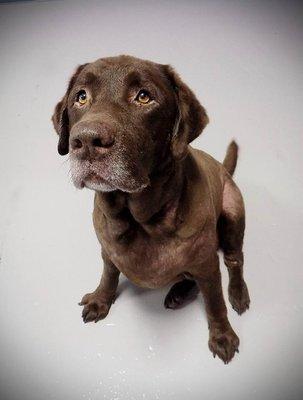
[52,63,88,155]
[163,65,209,160]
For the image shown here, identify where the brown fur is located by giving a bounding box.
[52,55,250,364]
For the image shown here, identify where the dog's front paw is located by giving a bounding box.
[208,326,240,364]
[228,280,250,315]
[79,292,113,323]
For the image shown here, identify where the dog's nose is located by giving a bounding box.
[70,121,115,156]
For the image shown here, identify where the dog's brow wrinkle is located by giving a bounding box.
[124,71,141,87]
[83,72,100,86]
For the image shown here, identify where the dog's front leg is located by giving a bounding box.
[79,251,120,323]
[194,253,239,364]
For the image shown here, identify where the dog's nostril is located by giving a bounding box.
[72,139,83,149]
[92,137,114,148]
[92,138,103,147]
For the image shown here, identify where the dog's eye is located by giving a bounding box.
[135,89,151,104]
[76,90,87,105]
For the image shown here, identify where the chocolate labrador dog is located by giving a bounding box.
[52,55,250,364]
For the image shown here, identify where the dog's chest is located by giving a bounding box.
[96,217,216,289]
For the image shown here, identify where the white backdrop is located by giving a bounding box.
[0,1,302,399]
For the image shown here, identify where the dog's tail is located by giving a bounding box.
[223,140,238,177]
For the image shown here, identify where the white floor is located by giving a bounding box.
[0,1,302,399]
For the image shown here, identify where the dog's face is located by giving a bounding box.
[52,55,208,193]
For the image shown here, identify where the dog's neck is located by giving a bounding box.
[94,155,186,238]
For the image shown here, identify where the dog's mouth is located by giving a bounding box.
[70,157,150,193]
[82,171,116,192]
[84,171,108,186]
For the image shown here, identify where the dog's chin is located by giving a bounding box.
[83,179,116,192]
[82,178,148,193]
[70,158,150,193]
[74,173,149,193]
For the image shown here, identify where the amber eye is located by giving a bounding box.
[76,90,87,105]
[135,89,151,104]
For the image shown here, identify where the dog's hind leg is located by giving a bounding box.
[218,176,250,315]
[164,279,199,309]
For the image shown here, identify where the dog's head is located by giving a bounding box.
[52,55,208,193]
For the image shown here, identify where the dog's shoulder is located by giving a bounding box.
[186,146,225,191]
[182,147,225,222]
[188,146,224,174]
